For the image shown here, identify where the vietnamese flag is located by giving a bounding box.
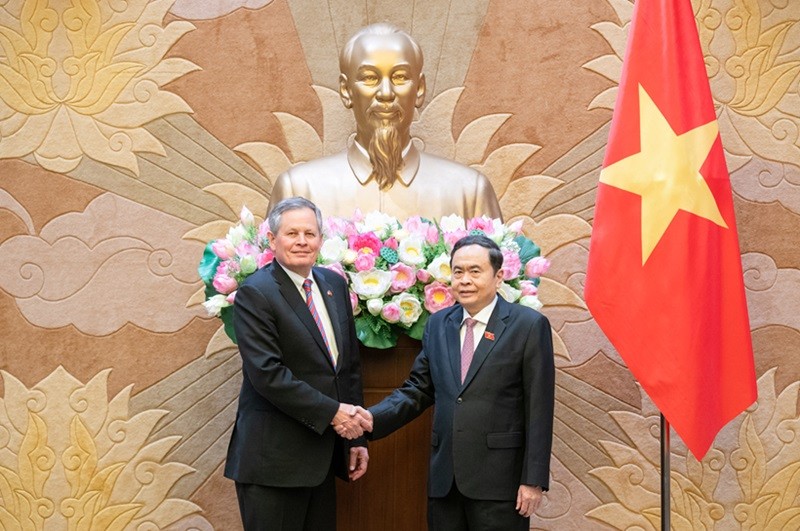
[584,0,756,459]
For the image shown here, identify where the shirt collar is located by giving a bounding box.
[282,265,313,292]
[461,295,498,326]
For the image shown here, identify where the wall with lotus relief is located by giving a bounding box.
[0,0,797,529]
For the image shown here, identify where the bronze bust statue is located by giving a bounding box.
[268,23,502,221]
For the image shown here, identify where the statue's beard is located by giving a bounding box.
[366,108,405,190]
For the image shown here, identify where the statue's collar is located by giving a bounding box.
[348,140,420,187]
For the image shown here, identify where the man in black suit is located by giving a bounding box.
[225,196,371,531]
[365,234,555,530]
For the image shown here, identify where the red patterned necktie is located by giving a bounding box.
[303,279,335,367]
[461,318,477,383]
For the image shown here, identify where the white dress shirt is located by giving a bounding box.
[459,296,499,354]
[284,267,340,365]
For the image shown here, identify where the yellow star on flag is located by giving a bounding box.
[600,84,727,264]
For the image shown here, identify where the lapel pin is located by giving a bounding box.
[484,331,495,341]
[326,290,333,297]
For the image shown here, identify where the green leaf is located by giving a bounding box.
[355,315,397,349]
[198,242,220,288]
[221,306,236,344]
[515,235,541,263]
[406,311,429,340]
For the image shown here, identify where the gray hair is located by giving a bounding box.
[339,23,423,74]
[267,196,323,235]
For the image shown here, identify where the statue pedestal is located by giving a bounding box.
[337,336,431,530]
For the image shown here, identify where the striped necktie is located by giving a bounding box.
[303,279,335,367]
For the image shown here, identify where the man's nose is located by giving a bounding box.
[376,77,393,101]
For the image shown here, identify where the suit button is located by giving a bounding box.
[456,397,463,404]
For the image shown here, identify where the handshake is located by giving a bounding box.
[332,403,374,439]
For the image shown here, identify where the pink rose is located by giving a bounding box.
[507,220,524,235]
[525,257,551,278]
[226,290,237,304]
[403,216,428,237]
[424,282,455,313]
[444,229,468,250]
[425,225,440,245]
[322,262,347,279]
[416,268,432,283]
[354,253,376,272]
[519,280,538,297]
[324,216,350,238]
[349,291,361,316]
[467,216,496,234]
[211,239,235,260]
[501,249,522,281]
[384,237,399,250]
[257,249,274,268]
[380,302,402,323]
[349,232,382,255]
[236,241,260,259]
[390,263,416,292]
[352,208,365,222]
[213,273,238,295]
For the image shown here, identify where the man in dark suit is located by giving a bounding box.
[225,196,372,531]
[365,234,555,530]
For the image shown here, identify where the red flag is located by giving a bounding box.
[584,0,756,459]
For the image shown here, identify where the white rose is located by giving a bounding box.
[367,298,384,316]
[439,214,465,232]
[391,227,410,241]
[426,253,451,283]
[519,295,543,311]
[489,219,505,243]
[392,292,423,326]
[398,237,426,266]
[320,236,347,264]
[343,249,358,265]
[226,224,248,246]
[239,205,255,226]
[203,294,230,317]
[349,270,393,299]
[497,282,522,303]
[360,211,397,238]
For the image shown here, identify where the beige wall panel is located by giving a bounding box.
[0,0,798,528]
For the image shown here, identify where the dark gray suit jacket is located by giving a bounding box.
[224,261,364,487]
[369,297,554,499]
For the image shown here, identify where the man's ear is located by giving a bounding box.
[415,73,426,108]
[339,73,352,109]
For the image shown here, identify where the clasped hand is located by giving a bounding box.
[332,403,373,439]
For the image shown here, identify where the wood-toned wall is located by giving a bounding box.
[1,1,798,529]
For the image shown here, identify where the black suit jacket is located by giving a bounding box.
[369,297,555,499]
[224,261,364,487]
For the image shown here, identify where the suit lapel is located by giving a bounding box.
[462,299,509,390]
[445,308,463,388]
[313,269,343,370]
[272,263,334,368]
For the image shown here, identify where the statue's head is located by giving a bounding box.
[339,23,426,190]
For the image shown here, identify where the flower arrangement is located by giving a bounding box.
[199,207,550,348]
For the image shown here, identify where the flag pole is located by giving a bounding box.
[660,414,670,530]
